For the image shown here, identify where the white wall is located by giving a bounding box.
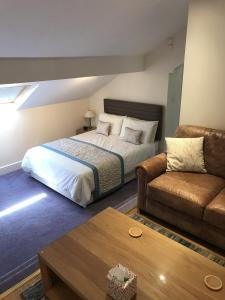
[0,99,88,171]
[88,30,186,150]
[88,30,186,121]
[180,0,225,130]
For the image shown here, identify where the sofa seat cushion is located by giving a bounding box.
[148,172,225,219]
[204,188,225,231]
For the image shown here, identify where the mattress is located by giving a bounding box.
[22,130,158,207]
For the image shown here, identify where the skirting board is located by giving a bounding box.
[0,161,22,176]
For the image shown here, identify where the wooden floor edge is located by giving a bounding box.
[0,270,40,299]
[125,206,137,215]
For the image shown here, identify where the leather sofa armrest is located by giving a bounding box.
[136,153,167,210]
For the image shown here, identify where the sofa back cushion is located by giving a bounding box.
[176,125,225,179]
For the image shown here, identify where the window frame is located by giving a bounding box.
[0,83,39,110]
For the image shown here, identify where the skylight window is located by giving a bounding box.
[0,85,29,104]
[0,83,39,110]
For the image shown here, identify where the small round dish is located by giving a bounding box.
[204,275,223,291]
[129,227,142,238]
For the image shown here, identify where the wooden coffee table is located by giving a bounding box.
[39,207,225,299]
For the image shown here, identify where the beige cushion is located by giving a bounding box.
[96,121,110,136]
[166,137,207,173]
[123,127,142,145]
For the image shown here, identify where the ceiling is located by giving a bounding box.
[0,0,189,57]
[20,76,115,109]
[0,0,189,109]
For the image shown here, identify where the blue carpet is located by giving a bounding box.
[0,169,137,293]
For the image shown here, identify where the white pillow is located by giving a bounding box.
[120,117,158,143]
[98,113,125,136]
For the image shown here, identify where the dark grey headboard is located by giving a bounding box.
[104,99,163,141]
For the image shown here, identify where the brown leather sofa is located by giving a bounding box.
[136,125,225,250]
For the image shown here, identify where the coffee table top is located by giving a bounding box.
[39,207,225,300]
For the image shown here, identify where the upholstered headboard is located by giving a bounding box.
[104,99,163,141]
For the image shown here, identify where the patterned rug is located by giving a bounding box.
[21,211,225,300]
[20,281,44,300]
[131,213,225,267]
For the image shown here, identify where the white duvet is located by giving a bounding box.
[22,131,158,207]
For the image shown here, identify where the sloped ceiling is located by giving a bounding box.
[20,76,116,109]
[0,0,189,109]
[0,0,189,57]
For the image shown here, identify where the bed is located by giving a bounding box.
[22,99,163,207]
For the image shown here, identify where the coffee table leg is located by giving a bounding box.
[39,254,53,294]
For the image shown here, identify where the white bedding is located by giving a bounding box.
[22,131,158,207]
